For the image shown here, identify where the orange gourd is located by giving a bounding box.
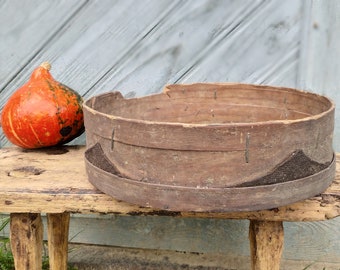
[1,62,84,149]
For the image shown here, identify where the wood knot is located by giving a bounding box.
[8,166,45,177]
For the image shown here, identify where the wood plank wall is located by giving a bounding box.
[0,0,339,265]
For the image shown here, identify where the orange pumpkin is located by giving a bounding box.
[1,62,84,149]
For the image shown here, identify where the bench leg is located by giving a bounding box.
[47,213,70,270]
[10,213,43,270]
[249,220,284,270]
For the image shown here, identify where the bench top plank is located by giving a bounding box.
[0,146,339,221]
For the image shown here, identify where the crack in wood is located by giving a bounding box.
[8,166,45,177]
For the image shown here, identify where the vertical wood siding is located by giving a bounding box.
[298,0,340,151]
[0,0,339,264]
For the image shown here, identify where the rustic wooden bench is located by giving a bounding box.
[0,146,339,270]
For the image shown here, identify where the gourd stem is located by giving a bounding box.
[40,62,51,71]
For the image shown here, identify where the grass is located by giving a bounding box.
[302,263,327,270]
[0,217,77,270]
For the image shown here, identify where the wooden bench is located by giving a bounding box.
[0,146,339,270]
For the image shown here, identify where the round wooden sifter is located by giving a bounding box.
[83,83,336,212]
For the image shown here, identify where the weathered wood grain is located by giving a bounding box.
[91,1,303,97]
[0,0,87,97]
[83,84,334,196]
[47,213,70,270]
[10,213,43,270]
[90,0,266,97]
[175,0,302,86]
[0,0,179,100]
[0,0,339,264]
[298,0,340,151]
[0,0,180,146]
[0,144,338,267]
[0,146,339,222]
[283,219,340,262]
[249,220,284,270]
[61,214,340,263]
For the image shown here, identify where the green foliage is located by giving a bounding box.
[0,218,9,233]
[0,238,14,270]
[0,218,13,270]
[302,263,327,270]
[0,217,77,270]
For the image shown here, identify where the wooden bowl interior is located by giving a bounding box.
[89,84,332,124]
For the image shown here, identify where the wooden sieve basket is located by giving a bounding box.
[83,83,335,211]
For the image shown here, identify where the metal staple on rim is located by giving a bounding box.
[111,128,115,150]
[245,132,250,163]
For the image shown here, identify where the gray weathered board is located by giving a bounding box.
[0,0,339,265]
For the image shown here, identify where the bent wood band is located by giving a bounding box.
[83,83,335,212]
